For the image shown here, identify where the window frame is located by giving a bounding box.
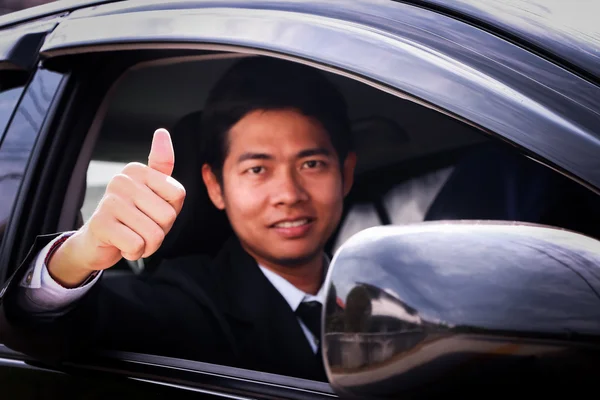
[39,0,600,192]
[0,344,336,400]
[0,15,59,279]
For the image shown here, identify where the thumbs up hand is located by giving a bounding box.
[47,129,186,287]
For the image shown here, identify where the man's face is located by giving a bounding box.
[203,109,355,269]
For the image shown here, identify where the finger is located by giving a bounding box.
[103,194,165,258]
[102,220,146,261]
[148,128,175,176]
[132,182,179,234]
[122,164,186,214]
[110,174,178,233]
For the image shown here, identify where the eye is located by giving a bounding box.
[247,166,265,175]
[302,160,324,169]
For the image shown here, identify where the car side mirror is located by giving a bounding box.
[323,221,600,398]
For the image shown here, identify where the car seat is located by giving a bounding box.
[143,110,233,274]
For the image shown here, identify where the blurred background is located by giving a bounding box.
[0,0,55,16]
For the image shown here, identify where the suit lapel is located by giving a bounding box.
[212,237,326,381]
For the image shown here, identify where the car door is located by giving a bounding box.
[0,15,225,400]
[0,0,598,399]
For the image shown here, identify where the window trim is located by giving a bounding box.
[0,21,56,72]
[37,2,600,193]
[0,345,336,400]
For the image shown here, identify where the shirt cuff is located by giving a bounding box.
[19,232,102,312]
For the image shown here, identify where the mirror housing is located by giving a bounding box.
[323,221,600,398]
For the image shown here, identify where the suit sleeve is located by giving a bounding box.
[17,232,102,313]
[0,234,229,367]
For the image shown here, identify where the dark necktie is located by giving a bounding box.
[296,301,323,354]
[296,302,328,381]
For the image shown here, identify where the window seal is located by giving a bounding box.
[0,344,336,400]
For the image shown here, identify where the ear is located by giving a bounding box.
[342,151,357,197]
[202,164,225,210]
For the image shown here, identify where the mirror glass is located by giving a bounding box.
[323,221,600,398]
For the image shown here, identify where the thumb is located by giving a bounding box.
[148,128,175,176]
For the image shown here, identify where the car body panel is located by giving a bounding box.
[0,344,336,400]
[414,0,600,83]
[38,0,600,191]
[5,0,599,84]
[0,0,124,30]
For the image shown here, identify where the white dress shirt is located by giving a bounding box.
[18,232,102,312]
[258,266,326,353]
[18,233,326,353]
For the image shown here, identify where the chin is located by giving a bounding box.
[270,246,322,267]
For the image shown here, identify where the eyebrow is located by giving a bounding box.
[237,153,274,163]
[297,148,332,158]
[236,148,332,163]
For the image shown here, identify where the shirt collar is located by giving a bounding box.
[258,254,330,312]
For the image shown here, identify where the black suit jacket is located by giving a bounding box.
[0,234,328,382]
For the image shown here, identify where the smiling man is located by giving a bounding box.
[0,57,356,382]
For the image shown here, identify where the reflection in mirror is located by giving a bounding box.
[323,222,600,398]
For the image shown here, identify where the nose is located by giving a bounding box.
[272,169,309,206]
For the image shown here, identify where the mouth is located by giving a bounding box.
[270,217,315,238]
[271,218,313,228]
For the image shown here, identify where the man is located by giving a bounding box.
[0,57,356,382]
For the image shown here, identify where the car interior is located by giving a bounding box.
[71,53,599,276]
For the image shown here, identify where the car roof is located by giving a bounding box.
[0,0,123,29]
[414,0,599,83]
[1,0,598,84]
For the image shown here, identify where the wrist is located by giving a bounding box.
[47,232,97,288]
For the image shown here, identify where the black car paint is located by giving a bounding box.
[0,20,58,71]
[414,0,600,85]
[0,0,123,30]
[324,223,600,398]
[37,0,600,192]
[0,0,597,398]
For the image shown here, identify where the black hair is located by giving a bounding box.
[200,57,353,183]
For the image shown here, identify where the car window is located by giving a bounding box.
[81,56,487,268]
[80,53,600,280]
[0,85,24,138]
[49,53,600,384]
[334,144,600,253]
[0,73,28,248]
[0,69,63,259]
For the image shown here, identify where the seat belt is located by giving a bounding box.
[373,197,392,225]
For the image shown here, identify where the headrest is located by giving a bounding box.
[351,116,408,175]
[155,111,232,260]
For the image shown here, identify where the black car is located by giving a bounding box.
[0,0,599,398]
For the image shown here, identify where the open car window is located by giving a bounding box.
[79,53,600,272]
[81,55,494,269]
